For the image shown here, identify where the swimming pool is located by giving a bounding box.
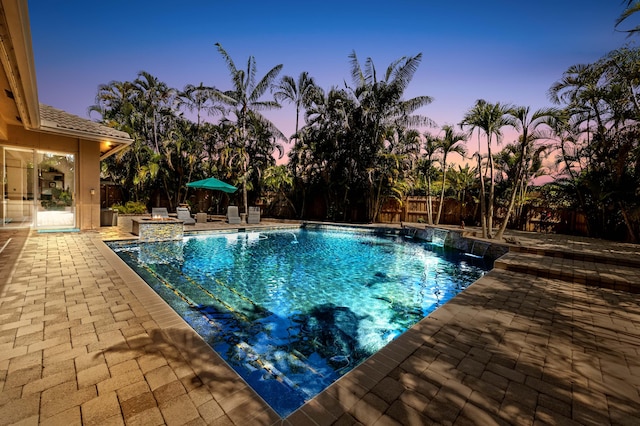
[107,226,490,417]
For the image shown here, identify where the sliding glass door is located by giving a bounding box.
[35,152,76,229]
[1,147,76,229]
[1,147,34,228]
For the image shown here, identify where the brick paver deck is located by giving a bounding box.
[1,221,639,425]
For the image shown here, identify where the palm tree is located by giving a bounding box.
[273,71,319,207]
[176,83,221,128]
[447,164,476,222]
[421,132,440,225]
[160,118,205,208]
[368,127,420,222]
[295,87,354,219]
[273,72,317,141]
[616,1,640,35]
[134,71,176,154]
[91,75,178,205]
[348,51,434,221]
[434,125,467,225]
[460,99,512,238]
[494,106,558,239]
[89,80,137,133]
[212,43,285,215]
[262,165,296,216]
[549,47,640,242]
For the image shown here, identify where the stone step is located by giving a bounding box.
[508,244,640,269]
[494,251,640,293]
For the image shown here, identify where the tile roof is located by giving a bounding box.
[38,103,132,141]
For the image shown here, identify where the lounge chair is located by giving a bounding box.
[151,207,169,218]
[176,207,196,225]
[227,206,241,224]
[247,206,260,224]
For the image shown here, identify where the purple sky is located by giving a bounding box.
[28,1,632,148]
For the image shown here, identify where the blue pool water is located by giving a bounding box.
[107,226,490,417]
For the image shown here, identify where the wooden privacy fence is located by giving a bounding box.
[378,197,589,236]
[378,197,474,225]
[521,206,588,236]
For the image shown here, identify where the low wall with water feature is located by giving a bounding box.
[404,225,509,261]
[131,217,184,242]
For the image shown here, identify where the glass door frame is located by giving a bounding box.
[35,150,77,230]
[1,146,35,228]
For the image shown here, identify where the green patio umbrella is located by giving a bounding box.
[186,177,238,193]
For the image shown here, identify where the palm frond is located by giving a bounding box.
[615,2,640,28]
[273,75,297,103]
[215,43,237,75]
[348,50,365,87]
[390,53,422,92]
[400,95,434,115]
[251,64,283,102]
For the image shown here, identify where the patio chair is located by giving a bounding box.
[176,207,196,225]
[227,206,241,224]
[151,207,169,218]
[247,206,261,224]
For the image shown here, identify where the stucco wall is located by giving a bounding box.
[78,137,100,230]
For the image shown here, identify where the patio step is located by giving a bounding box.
[494,251,640,293]
[508,244,640,269]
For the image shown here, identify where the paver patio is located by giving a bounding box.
[0,220,639,425]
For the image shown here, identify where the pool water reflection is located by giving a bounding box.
[107,227,489,417]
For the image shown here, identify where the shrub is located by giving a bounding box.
[111,201,147,214]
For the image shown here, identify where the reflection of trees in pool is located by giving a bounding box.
[211,302,381,377]
[298,304,364,358]
[386,301,425,327]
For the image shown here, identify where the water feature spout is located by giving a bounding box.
[431,229,449,247]
[287,232,298,244]
[465,240,490,258]
[403,227,418,239]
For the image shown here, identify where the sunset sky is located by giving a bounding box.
[28,1,633,147]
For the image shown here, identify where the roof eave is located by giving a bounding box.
[0,0,40,129]
[36,124,132,160]
[100,140,130,161]
[37,123,132,144]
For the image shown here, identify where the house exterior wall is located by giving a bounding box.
[4,123,101,230]
[78,134,100,230]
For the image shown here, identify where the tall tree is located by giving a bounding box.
[134,71,176,154]
[549,47,640,241]
[273,72,317,141]
[273,71,319,201]
[295,87,354,219]
[434,125,467,225]
[494,106,558,240]
[212,43,285,215]
[348,51,434,221]
[176,83,221,128]
[421,132,440,225]
[460,99,512,238]
[91,74,178,205]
